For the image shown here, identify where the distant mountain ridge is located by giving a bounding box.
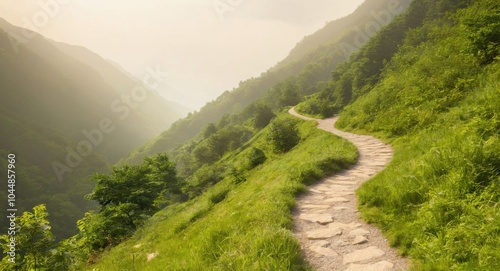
[0,18,188,238]
[121,0,412,165]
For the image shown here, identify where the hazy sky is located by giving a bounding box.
[0,0,364,109]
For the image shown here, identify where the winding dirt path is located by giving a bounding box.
[289,108,408,271]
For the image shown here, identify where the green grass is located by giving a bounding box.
[331,1,500,267]
[348,72,500,270]
[83,116,358,271]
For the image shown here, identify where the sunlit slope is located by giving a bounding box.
[121,0,412,165]
[84,116,357,271]
[298,0,500,269]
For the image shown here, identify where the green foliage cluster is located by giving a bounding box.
[245,147,267,169]
[62,154,183,265]
[192,125,253,165]
[297,0,468,117]
[252,104,275,129]
[81,116,358,271]
[296,0,500,269]
[0,205,58,271]
[463,1,500,64]
[267,116,301,153]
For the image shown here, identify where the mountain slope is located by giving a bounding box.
[121,0,412,165]
[0,19,186,238]
[298,0,500,269]
[81,114,358,271]
[51,41,191,129]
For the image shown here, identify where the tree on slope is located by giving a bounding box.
[81,153,181,250]
[0,204,55,271]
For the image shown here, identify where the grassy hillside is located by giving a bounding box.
[122,0,412,165]
[298,0,500,269]
[82,114,357,271]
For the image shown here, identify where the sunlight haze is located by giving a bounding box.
[0,0,364,109]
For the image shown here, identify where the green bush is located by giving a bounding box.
[246,147,267,169]
[267,116,301,153]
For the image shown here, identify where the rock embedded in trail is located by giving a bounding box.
[309,246,339,257]
[348,228,370,237]
[343,246,385,264]
[301,204,331,209]
[311,240,331,247]
[328,222,361,230]
[324,197,350,203]
[306,228,343,240]
[299,213,334,225]
[352,235,369,245]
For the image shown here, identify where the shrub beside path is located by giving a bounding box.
[289,107,409,271]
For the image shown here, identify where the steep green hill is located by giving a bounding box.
[0,19,187,238]
[80,114,358,271]
[121,0,412,165]
[298,0,500,269]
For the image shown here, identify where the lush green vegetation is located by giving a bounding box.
[1,205,56,270]
[79,115,357,271]
[79,154,183,251]
[297,0,500,269]
[297,0,440,117]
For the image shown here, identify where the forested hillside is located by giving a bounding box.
[0,19,187,238]
[122,0,412,165]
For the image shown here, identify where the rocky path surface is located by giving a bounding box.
[289,108,408,271]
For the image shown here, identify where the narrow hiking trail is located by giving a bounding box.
[289,108,408,271]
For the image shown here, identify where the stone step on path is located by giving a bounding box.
[288,108,408,271]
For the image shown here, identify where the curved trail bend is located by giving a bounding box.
[289,108,408,271]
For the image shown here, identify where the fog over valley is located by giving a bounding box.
[0,0,364,110]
